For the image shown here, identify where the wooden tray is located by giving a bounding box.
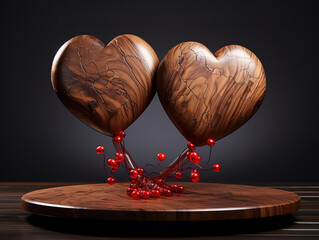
[21,182,300,221]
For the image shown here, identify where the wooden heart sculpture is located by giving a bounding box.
[157,42,266,146]
[51,34,159,136]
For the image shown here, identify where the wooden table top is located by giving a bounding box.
[1,182,319,239]
[21,182,300,221]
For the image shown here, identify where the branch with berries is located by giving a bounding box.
[96,130,220,200]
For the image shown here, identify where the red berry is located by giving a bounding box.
[113,136,122,143]
[191,172,200,182]
[213,164,221,172]
[187,142,195,150]
[207,138,215,147]
[142,190,150,199]
[137,168,145,175]
[129,169,139,179]
[164,188,172,196]
[193,156,201,165]
[178,186,185,193]
[157,153,166,161]
[151,189,160,198]
[188,152,199,163]
[157,186,164,195]
[157,178,164,185]
[115,152,125,162]
[107,159,117,168]
[176,171,183,179]
[131,190,140,200]
[127,187,133,196]
[112,166,119,172]
[106,177,115,185]
[96,146,104,154]
[114,161,120,169]
[193,169,198,173]
[148,182,155,189]
[171,184,178,193]
[118,131,126,138]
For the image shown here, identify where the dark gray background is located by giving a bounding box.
[1,0,318,182]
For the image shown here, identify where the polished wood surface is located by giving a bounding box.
[51,34,159,136]
[0,182,318,239]
[157,43,266,146]
[21,183,299,221]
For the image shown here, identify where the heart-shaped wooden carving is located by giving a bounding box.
[51,34,159,136]
[157,42,266,146]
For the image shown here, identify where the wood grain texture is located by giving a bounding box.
[0,182,317,239]
[51,34,159,136]
[157,43,266,146]
[21,183,299,221]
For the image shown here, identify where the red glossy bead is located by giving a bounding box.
[118,131,126,138]
[193,155,201,164]
[186,151,191,156]
[164,188,172,196]
[157,178,164,185]
[213,164,221,172]
[129,169,139,179]
[171,184,178,193]
[137,168,145,175]
[151,189,160,198]
[96,146,104,154]
[192,169,198,173]
[114,161,120,169]
[107,159,118,168]
[157,186,164,195]
[178,186,185,193]
[157,153,166,161]
[175,171,183,179]
[112,166,119,172]
[115,152,125,162]
[106,177,115,185]
[142,190,150,199]
[131,190,140,200]
[127,187,133,196]
[188,152,199,163]
[191,172,200,182]
[187,142,195,150]
[113,135,122,143]
[207,138,215,147]
[148,182,155,189]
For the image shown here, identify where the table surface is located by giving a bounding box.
[21,182,300,221]
[1,182,319,239]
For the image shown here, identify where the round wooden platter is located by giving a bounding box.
[21,182,300,221]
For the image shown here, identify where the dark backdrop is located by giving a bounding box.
[1,0,318,182]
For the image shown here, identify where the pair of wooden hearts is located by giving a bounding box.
[51,34,266,146]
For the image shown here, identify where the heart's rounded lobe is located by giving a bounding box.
[51,34,159,136]
[157,42,266,146]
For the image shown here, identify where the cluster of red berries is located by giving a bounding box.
[187,138,220,182]
[126,154,185,199]
[127,179,185,200]
[113,130,126,143]
[129,168,144,179]
[96,131,127,185]
[96,132,221,200]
